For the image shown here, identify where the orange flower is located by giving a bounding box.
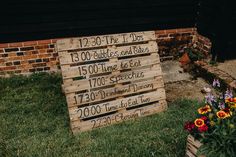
[225,97,236,103]
[230,103,236,108]
[194,118,205,127]
[216,110,231,119]
[226,98,236,108]
[223,108,232,117]
[198,105,211,114]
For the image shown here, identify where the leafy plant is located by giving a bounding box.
[184,79,236,157]
[209,60,218,66]
[185,48,204,61]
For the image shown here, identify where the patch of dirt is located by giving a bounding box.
[165,77,215,102]
[217,60,236,79]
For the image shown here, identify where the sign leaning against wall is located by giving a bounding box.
[56,31,167,133]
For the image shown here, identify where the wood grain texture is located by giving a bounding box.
[66,77,164,106]
[61,54,160,79]
[71,99,167,133]
[62,64,162,93]
[69,88,166,120]
[56,31,167,133]
[56,31,156,51]
[58,41,158,65]
[185,135,205,157]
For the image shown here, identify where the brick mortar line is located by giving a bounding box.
[194,61,236,91]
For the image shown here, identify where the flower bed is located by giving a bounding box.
[184,79,236,157]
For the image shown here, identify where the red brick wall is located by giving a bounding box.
[156,28,198,59]
[0,28,211,76]
[194,34,212,56]
[0,39,59,76]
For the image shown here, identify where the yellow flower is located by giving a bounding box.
[225,97,236,103]
[198,105,211,114]
[223,108,232,117]
[210,121,215,126]
[216,110,230,119]
[194,118,205,127]
[229,103,236,108]
[227,98,236,108]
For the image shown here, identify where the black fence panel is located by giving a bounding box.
[0,0,197,43]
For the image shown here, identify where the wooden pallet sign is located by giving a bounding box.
[56,31,167,133]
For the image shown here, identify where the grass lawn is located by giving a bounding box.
[0,73,201,157]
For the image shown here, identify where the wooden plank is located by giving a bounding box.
[186,151,196,157]
[56,31,156,51]
[71,99,167,133]
[185,135,204,157]
[186,144,198,157]
[69,88,166,120]
[66,77,164,106]
[58,41,158,65]
[61,54,160,79]
[188,135,202,148]
[63,64,162,93]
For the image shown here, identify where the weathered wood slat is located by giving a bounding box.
[66,77,164,106]
[63,64,162,93]
[71,99,167,133]
[69,88,166,120]
[61,54,160,79]
[56,31,156,51]
[58,41,158,65]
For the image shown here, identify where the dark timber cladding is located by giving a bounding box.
[56,31,167,133]
[0,0,197,42]
[197,0,236,58]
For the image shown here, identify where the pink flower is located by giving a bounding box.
[225,88,233,99]
[184,122,195,132]
[201,116,208,121]
[205,93,216,105]
[213,79,220,87]
[198,124,208,132]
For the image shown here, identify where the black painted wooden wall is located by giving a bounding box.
[0,0,197,43]
[197,0,236,59]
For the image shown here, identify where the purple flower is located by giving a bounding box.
[218,102,225,109]
[225,88,233,99]
[219,93,224,100]
[213,79,220,87]
[205,93,216,105]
